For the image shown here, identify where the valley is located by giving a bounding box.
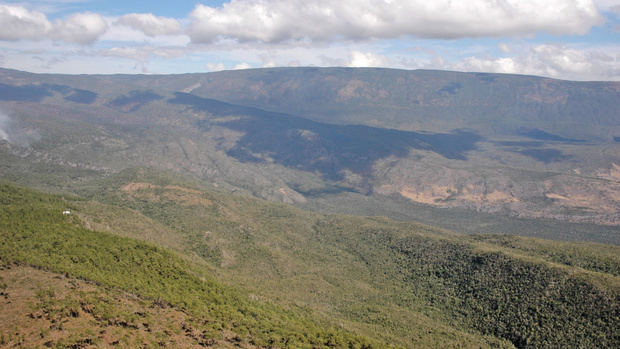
[1,68,619,231]
[0,67,619,348]
[1,176,618,348]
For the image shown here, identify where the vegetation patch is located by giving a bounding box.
[0,182,379,348]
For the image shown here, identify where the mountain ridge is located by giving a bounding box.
[1,67,618,230]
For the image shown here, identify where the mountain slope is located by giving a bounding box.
[1,67,619,229]
[65,169,620,348]
[1,265,239,348]
[119,67,620,139]
[2,67,619,231]
[1,157,619,348]
[0,182,379,348]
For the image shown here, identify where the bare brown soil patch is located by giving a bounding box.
[0,265,249,348]
[121,182,212,207]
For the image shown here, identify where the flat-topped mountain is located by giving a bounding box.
[1,67,619,235]
[124,67,620,139]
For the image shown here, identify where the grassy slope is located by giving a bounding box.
[0,182,379,348]
[0,265,242,348]
[69,168,619,348]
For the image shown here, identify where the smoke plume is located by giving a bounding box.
[0,111,9,142]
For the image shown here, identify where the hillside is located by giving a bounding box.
[1,167,619,347]
[6,166,614,348]
[0,68,619,235]
[1,265,240,348]
[121,67,620,139]
[0,182,378,348]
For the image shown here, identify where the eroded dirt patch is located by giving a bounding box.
[121,182,212,207]
[0,265,247,348]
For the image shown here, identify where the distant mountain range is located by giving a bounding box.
[0,67,618,234]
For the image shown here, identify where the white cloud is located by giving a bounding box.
[498,43,512,53]
[116,13,182,37]
[608,4,620,14]
[347,50,389,67]
[98,45,188,62]
[99,21,151,42]
[233,62,252,70]
[50,12,107,44]
[0,5,51,40]
[101,21,190,46]
[456,57,518,74]
[0,1,615,81]
[5,0,91,15]
[187,0,603,44]
[98,46,152,62]
[0,5,107,44]
[594,0,620,11]
[206,62,226,71]
[453,44,620,81]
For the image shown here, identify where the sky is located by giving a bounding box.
[0,0,618,80]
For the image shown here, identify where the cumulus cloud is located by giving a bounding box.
[98,45,187,63]
[0,5,107,44]
[456,57,518,74]
[347,50,389,67]
[453,44,620,81]
[594,0,620,11]
[50,12,108,44]
[206,62,226,71]
[116,13,182,37]
[0,5,51,40]
[0,1,615,81]
[187,0,603,44]
[233,62,252,70]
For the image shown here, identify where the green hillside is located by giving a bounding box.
[1,170,619,347]
[0,182,379,348]
[1,265,245,348]
[65,169,620,348]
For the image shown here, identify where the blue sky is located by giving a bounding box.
[36,1,213,18]
[0,0,618,80]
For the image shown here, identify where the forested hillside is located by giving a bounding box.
[0,182,377,348]
[2,170,616,348]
